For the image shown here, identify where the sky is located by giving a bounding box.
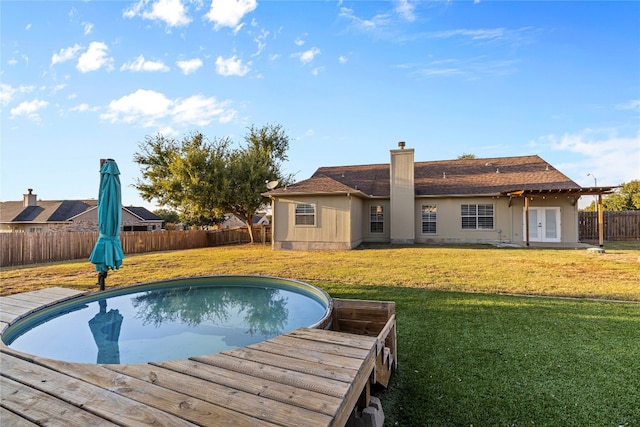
[1,0,639,211]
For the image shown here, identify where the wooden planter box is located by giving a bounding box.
[330,298,397,388]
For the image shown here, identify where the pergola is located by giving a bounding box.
[504,186,618,247]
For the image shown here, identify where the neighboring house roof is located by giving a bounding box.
[0,200,97,223]
[0,198,160,224]
[222,212,269,227]
[124,206,163,221]
[267,155,582,197]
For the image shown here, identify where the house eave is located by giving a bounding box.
[264,190,371,199]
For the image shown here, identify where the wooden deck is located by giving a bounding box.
[0,288,389,427]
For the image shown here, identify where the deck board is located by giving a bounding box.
[0,287,382,427]
[0,406,39,427]
[1,375,120,427]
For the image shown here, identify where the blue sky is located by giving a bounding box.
[2,0,639,210]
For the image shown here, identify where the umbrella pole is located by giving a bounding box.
[98,271,108,291]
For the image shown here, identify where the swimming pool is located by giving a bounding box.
[2,276,332,364]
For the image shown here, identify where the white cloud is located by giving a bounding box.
[204,0,257,30]
[25,23,31,31]
[101,89,172,126]
[100,89,237,128]
[408,57,518,79]
[51,44,82,65]
[0,84,16,106]
[252,29,269,57]
[395,0,416,22]
[338,55,348,64]
[10,99,49,120]
[617,99,640,111]
[215,55,250,76]
[76,42,113,72]
[70,103,91,112]
[173,95,235,126]
[0,83,35,106]
[124,0,191,27]
[120,55,170,72]
[339,7,391,31]
[432,28,506,41]
[294,36,305,46]
[295,47,321,64]
[176,58,203,75]
[533,129,640,187]
[82,22,94,35]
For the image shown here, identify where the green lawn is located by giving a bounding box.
[324,284,639,426]
[2,242,639,426]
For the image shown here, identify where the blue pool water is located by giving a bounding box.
[2,276,331,364]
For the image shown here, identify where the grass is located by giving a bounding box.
[1,242,639,426]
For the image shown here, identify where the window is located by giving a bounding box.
[295,203,315,226]
[421,205,437,234]
[370,205,384,233]
[461,204,494,230]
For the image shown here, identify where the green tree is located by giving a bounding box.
[153,208,180,225]
[457,153,476,159]
[133,124,292,242]
[582,180,640,211]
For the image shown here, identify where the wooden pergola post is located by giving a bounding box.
[597,193,604,248]
[524,195,530,246]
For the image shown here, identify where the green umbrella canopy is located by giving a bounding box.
[90,159,124,274]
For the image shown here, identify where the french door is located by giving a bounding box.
[523,207,561,242]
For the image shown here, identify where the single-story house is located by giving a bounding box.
[0,189,163,233]
[218,212,270,230]
[264,143,611,250]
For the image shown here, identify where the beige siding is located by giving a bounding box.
[350,197,365,246]
[272,195,355,250]
[414,196,579,244]
[361,200,391,243]
[413,197,506,244]
[507,196,579,243]
[389,148,415,243]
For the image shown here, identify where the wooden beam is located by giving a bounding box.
[524,196,530,247]
[598,193,604,248]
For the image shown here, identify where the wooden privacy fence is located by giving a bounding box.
[208,225,271,246]
[578,211,640,241]
[1,230,209,267]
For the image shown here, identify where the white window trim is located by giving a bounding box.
[421,205,437,235]
[461,203,494,230]
[294,203,316,227]
[370,205,384,234]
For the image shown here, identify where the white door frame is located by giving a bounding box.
[523,207,561,243]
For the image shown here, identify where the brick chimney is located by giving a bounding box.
[23,189,37,207]
[390,142,415,244]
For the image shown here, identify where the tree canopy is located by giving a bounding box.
[582,180,640,211]
[134,124,293,242]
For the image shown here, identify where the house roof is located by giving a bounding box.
[266,155,585,198]
[0,198,160,224]
[125,206,163,221]
[0,200,97,223]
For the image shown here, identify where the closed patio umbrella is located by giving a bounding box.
[89,299,123,363]
[89,159,124,291]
